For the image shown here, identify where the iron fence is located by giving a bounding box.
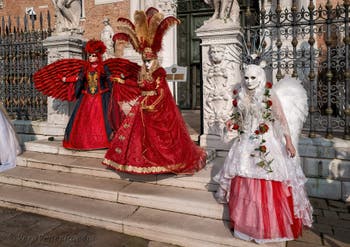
[0,12,51,120]
[243,0,350,139]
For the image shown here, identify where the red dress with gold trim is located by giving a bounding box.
[33,57,140,150]
[62,65,112,150]
[103,68,206,174]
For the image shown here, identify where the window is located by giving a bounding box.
[94,0,122,5]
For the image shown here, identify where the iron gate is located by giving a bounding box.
[243,0,350,139]
[0,12,51,120]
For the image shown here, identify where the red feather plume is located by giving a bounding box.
[85,39,106,55]
[146,7,159,18]
[117,17,136,30]
[151,16,180,53]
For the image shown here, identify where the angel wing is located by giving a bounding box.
[273,76,308,145]
[103,57,141,102]
[33,59,86,101]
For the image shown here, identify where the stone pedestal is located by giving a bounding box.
[43,35,85,133]
[196,21,242,151]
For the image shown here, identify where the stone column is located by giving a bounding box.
[43,35,85,136]
[196,21,242,151]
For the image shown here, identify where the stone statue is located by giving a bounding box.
[204,0,240,25]
[52,0,82,33]
[100,18,115,60]
[203,45,238,136]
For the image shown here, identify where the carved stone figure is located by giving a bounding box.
[100,18,115,60]
[203,45,237,135]
[204,0,240,25]
[52,0,82,33]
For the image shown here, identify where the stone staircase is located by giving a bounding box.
[0,139,284,247]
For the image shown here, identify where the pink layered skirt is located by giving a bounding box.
[228,176,303,243]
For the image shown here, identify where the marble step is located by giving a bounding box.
[17,151,221,191]
[23,139,217,162]
[0,184,284,247]
[0,166,226,220]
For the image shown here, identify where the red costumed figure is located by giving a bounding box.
[34,39,140,150]
[103,8,206,174]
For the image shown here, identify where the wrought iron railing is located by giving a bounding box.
[242,0,350,139]
[0,12,51,120]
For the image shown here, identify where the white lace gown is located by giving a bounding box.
[214,92,313,243]
[0,103,21,172]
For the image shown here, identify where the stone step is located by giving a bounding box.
[23,139,217,162]
[0,166,226,220]
[17,150,220,191]
[0,184,283,247]
[24,139,107,159]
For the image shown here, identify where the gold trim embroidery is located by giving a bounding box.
[141,90,157,96]
[88,72,98,95]
[103,158,187,174]
[118,135,125,141]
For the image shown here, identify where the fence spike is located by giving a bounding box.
[47,10,51,33]
[40,12,43,30]
[24,14,28,32]
[7,16,11,34]
[30,14,35,30]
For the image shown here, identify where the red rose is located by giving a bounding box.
[232,99,238,107]
[255,130,260,135]
[265,82,273,89]
[259,123,269,134]
[259,145,267,153]
[232,124,239,130]
[233,89,238,95]
[266,100,273,108]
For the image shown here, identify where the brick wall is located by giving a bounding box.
[0,0,130,40]
[82,0,130,40]
[0,0,53,30]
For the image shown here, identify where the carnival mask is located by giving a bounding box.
[144,59,154,71]
[244,64,265,90]
[88,53,98,63]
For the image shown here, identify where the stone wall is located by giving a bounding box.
[299,136,350,202]
[299,135,350,242]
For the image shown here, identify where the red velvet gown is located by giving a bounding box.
[103,67,206,174]
[63,65,112,150]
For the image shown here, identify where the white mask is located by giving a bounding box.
[144,60,154,71]
[244,65,264,90]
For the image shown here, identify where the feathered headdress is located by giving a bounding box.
[85,39,107,61]
[113,7,180,60]
[242,33,272,66]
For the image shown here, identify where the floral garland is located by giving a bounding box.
[230,81,274,172]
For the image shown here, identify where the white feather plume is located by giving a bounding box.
[273,76,308,145]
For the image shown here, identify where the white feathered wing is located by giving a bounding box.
[273,76,308,146]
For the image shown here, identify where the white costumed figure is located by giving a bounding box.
[214,61,313,243]
[0,103,22,172]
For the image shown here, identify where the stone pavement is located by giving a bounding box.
[1,206,349,247]
[0,207,178,247]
